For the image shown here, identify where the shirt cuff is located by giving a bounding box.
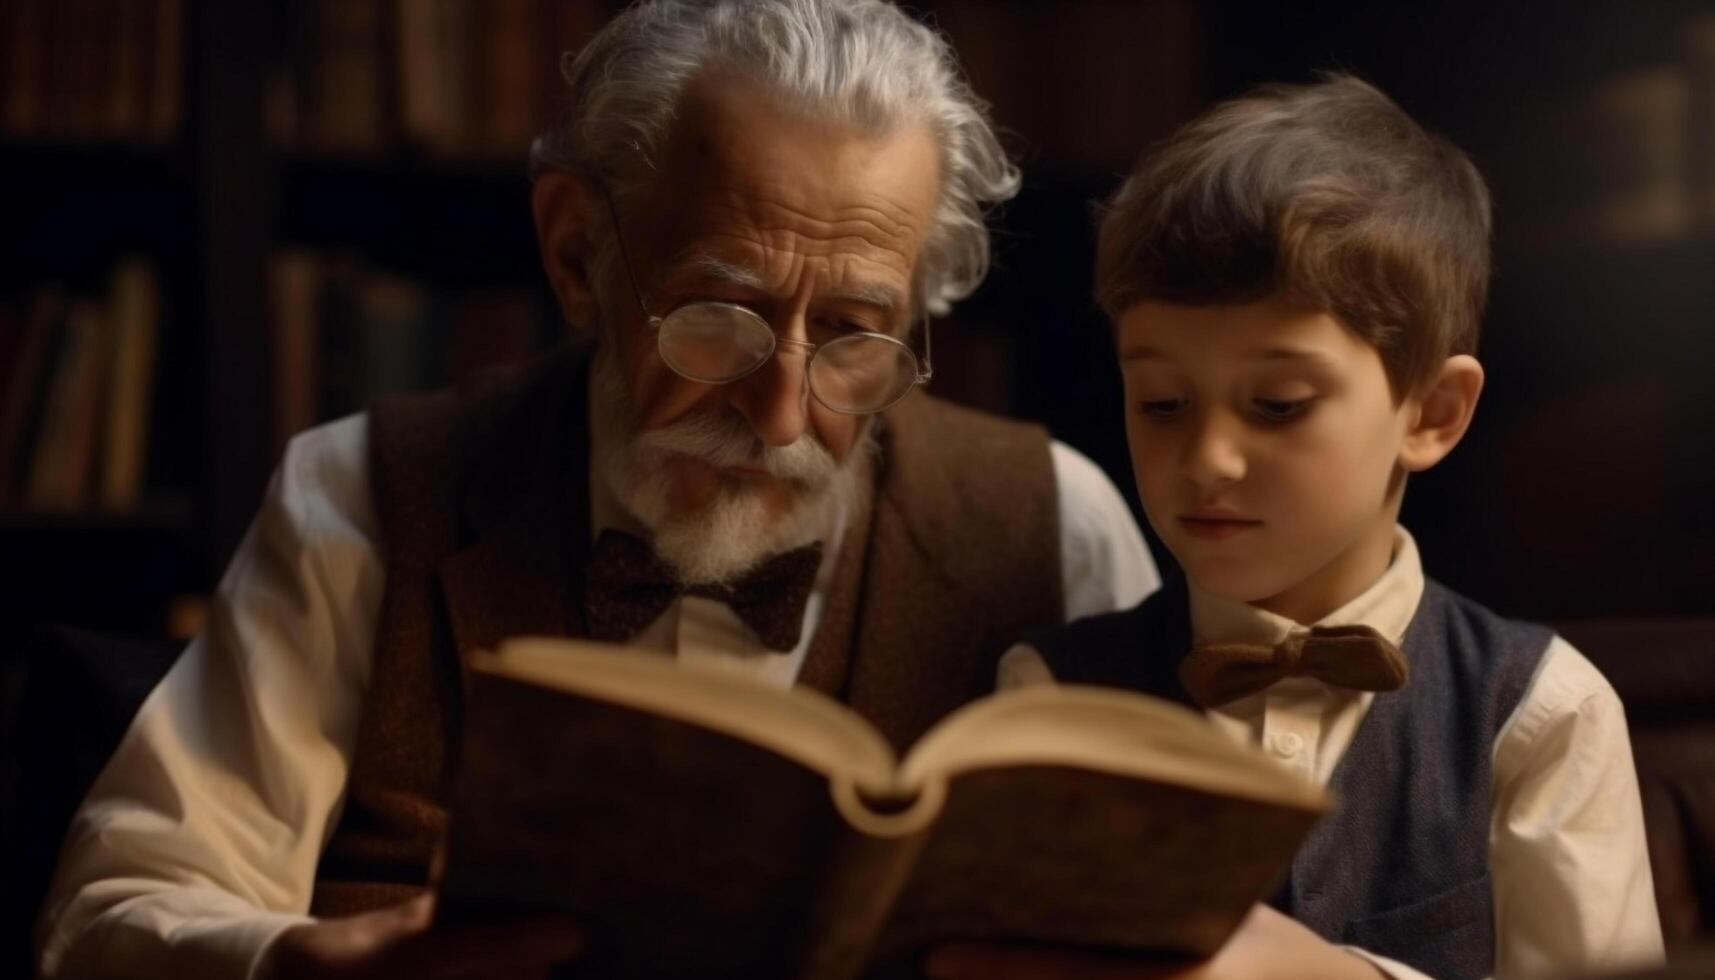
[43,894,312,980]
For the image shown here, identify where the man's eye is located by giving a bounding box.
[809,316,873,341]
[1136,398,1188,419]
[1253,397,1312,422]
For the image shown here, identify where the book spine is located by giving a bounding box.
[396,0,444,148]
[149,0,184,139]
[1686,15,1715,231]
[101,257,160,509]
[25,300,109,510]
[3,0,47,134]
[269,249,325,449]
[109,0,146,136]
[434,0,476,153]
[316,0,386,153]
[0,288,67,502]
[354,271,439,395]
[488,0,537,155]
[788,826,931,980]
[1588,65,1693,245]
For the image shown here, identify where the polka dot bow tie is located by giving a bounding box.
[1177,625,1409,708]
[582,529,824,652]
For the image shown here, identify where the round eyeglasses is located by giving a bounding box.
[647,302,932,415]
[601,185,932,415]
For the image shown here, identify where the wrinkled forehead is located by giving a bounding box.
[635,73,942,277]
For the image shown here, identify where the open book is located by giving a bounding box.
[435,637,1328,979]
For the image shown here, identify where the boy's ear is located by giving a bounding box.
[532,171,605,333]
[1399,354,1484,473]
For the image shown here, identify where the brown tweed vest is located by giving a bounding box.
[309,344,1064,916]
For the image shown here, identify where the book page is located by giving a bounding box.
[479,637,900,789]
[869,684,1328,963]
[898,683,1325,811]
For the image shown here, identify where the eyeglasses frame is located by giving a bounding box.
[600,184,933,415]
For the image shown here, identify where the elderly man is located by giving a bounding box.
[37,1,1155,977]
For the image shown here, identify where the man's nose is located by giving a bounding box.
[1181,411,1247,490]
[727,339,811,447]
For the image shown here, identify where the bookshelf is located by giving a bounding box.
[1,0,199,640]
[0,0,612,640]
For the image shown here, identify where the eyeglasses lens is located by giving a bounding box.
[657,303,918,413]
[657,304,775,382]
[810,335,916,413]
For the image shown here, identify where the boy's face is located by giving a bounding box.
[1117,297,1419,624]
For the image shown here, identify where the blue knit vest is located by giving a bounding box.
[1030,575,1552,979]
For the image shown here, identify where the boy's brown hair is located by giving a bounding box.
[1095,74,1492,397]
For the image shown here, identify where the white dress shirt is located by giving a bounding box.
[37,410,1160,980]
[1000,527,1666,980]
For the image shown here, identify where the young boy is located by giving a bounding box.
[937,76,1665,980]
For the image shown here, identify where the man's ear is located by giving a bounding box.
[532,171,605,332]
[1399,354,1484,473]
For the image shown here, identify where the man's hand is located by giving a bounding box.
[925,904,1386,980]
[254,893,584,980]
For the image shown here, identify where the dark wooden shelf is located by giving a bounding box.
[276,151,541,285]
[0,497,195,533]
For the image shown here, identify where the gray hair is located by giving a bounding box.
[530,0,1020,316]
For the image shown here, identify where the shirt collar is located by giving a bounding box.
[1187,525,1424,648]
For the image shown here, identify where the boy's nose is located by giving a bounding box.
[1181,414,1247,490]
[727,339,811,448]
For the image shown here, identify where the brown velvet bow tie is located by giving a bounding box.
[1177,624,1409,708]
[583,529,824,652]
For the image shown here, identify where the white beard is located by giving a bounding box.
[588,347,869,585]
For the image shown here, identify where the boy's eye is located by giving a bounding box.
[1136,398,1188,419]
[1252,397,1312,422]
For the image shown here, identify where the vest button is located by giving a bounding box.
[1269,731,1305,757]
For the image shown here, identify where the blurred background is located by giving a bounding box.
[2,0,1713,642]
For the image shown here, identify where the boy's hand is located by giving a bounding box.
[255,893,585,980]
[925,904,1386,980]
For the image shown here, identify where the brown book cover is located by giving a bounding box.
[149,0,184,139]
[437,639,1327,980]
[108,0,147,136]
[25,299,109,510]
[1686,14,1715,230]
[314,0,386,153]
[100,257,160,509]
[268,249,325,450]
[0,287,67,501]
[1587,65,1693,245]
[486,0,537,155]
[2,0,48,134]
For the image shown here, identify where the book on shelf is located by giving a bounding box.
[269,250,327,449]
[0,0,185,142]
[436,638,1327,980]
[0,288,67,503]
[0,259,163,512]
[1686,14,1715,229]
[269,249,552,445]
[101,257,162,509]
[312,0,388,154]
[25,300,109,510]
[1587,65,1693,246]
[273,0,609,160]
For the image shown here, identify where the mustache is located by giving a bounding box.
[632,408,838,484]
